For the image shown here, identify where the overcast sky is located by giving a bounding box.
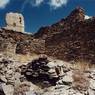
[0,0,95,33]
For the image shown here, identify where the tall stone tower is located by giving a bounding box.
[5,12,24,32]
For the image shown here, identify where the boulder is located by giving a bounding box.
[0,83,5,95]
[2,84,14,95]
[89,70,95,80]
[90,79,95,90]
[59,71,73,85]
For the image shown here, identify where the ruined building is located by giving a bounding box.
[5,12,24,32]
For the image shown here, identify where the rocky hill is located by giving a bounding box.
[0,7,95,64]
[34,7,85,40]
[0,7,95,95]
[34,7,95,63]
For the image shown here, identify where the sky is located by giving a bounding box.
[0,0,95,33]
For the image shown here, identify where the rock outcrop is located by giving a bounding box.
[34,7,95,63]
[34,7,85,40]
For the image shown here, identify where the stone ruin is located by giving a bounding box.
[5,12,24,32]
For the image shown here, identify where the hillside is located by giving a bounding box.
[1,7,95,64]
[0,28,45,56]
[35,7,95,63]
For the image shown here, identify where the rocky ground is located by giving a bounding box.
[0,54,95,95]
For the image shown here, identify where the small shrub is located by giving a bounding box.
[71,60,95,71]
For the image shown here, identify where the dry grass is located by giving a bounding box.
[1,51,39,64]
[72,60,95,71]
[14,54,36,63]
[12,54,40,65]
[14,54,48,64]
[72,70,89,92]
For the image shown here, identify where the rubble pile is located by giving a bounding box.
[21,56,59,87]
